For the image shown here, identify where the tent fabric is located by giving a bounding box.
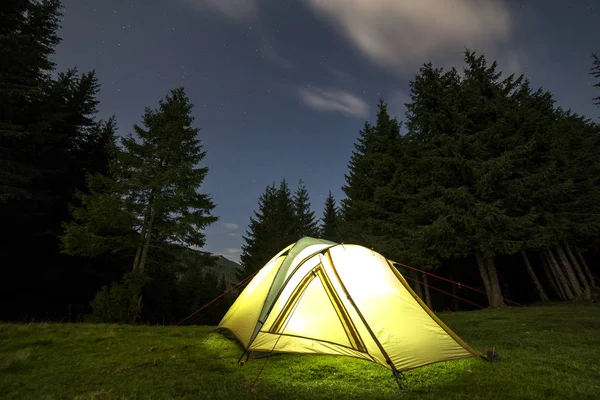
[218,237,480,372]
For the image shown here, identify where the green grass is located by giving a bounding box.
[1,303,599,399]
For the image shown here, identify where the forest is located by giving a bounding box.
[2,0,600,326]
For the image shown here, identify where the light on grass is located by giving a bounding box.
[1,303,599,399]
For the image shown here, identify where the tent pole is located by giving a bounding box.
[237,349,247,365]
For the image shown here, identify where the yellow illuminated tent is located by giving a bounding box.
[218,237,484,380]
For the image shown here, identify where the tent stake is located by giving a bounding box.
[392,370,405,390]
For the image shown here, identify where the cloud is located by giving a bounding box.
[299,86,369,117]
[228,232,240,237]
[183,0,523,76]
[183,0,259,21]
[225,248,241,254]
[222,222,239,230]
[303,0,515,73]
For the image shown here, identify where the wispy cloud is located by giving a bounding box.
[182,0,259,21]
[228,232,240,237]
[222,223,239,230]
[186,0,521,76]
[225,248,241,255]
[303,0,517,74]
[299,86,369,117]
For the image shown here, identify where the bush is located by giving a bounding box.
[88,273,151,324]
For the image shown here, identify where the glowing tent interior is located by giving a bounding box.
[218,237,486,380]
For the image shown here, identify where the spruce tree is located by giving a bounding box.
[274,179,299,243]
[293,179,319,238]
[0,0,62,202]
[401,62,473,260]
[591,53,600,108]
[238,179,301,279]
[62,87,218,274]
[238,183,278,279]
[400,52,518,307]
[341,100,401,247]
[320,191,340,242]
[1,66,117,320]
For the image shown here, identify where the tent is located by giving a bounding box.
[218,237,485,381]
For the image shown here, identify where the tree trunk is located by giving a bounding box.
[412,270,424,300]
[450,272,460,311]
[138,205,157,274]
[555,244,582,298]
[132,201,154,274]
[423,273,432,310]
[520,250,549,301]
[132,246,142,274]
[475,251,492,305]
[563,240,591,299]
[545,248,574,300]
[541,253,563,300]
[476,251,505,308]
[484,254,506,308]
[573,245,596,288]
[545,251,569,300]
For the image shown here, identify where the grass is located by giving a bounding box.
[1,303,599,399]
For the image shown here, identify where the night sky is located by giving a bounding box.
[52,0,599,262]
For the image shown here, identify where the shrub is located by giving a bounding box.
[88,273,151,324]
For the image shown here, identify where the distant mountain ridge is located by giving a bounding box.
[203,255,240,287]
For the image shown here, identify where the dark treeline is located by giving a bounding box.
[2,1,600,325]
[1,1,228,325]
[239,52,600,311]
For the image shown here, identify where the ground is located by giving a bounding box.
[1,303,599,399]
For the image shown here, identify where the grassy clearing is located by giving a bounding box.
[1,302,599,399]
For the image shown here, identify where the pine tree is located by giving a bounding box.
[293,179,319,238]
[238,179,300,279]
[274,179,299,242]
[341,100,401,247]
[62,87,218,274]
[0,0,62,202]
[320,191,340,242]
[542,109,600,298]
[591,53,600,108]
[1,66,117,320]
[238,183,278,279]
[400,52,518,307]
[401,62,473,260]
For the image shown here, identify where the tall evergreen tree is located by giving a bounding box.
[238,180,298,279]
[274,179,299,242]
[399,52,527,308]
[0,0,62,202]
[320,191,340,242]
[62,87,218,275]
[0,68,117,320]
[238,183,278,279]
[591,53,600,108]
[293,179,319,238]
[341,100,401,247]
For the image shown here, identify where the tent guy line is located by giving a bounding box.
[394,261,525,307]
[403,275,486,309]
